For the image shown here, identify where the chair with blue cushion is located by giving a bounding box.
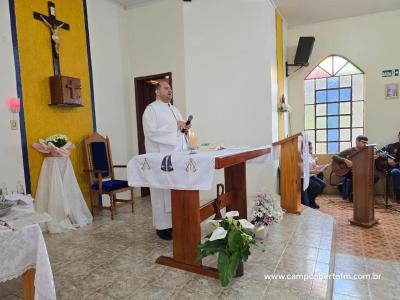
[84,132,134,219]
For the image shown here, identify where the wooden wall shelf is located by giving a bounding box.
[48,103,83,107]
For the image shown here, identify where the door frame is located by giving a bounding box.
[134,72,172,197]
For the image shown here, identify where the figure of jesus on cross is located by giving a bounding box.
[34,1,70,75]
[39,15,65,56]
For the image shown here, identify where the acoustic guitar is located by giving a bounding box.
[331,148,394,176]
[331,160,351,177]
[375,151,397,172]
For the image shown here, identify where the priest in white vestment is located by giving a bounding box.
[142,80,190,240]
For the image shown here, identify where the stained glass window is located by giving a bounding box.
[304,55,364,154]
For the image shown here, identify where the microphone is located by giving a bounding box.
[181,115,193,133]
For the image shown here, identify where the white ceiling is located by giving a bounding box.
[110,0,400,25]
[109,0,160,9]
[273,0,400,27]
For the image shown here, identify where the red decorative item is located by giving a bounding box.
[6,97,21,113]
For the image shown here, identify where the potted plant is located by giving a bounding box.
[251,193,284,239]
[197,211,266,287]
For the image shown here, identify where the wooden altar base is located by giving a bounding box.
[155,149,267,278]
[156,256,219,278]
[284,204,305,215]
[349,218,378,228]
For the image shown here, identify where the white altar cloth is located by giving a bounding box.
[0,224,56,300]
[35,157,92,233]
[127,146,277,191]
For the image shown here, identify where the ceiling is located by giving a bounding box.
[109,0,158,9]
[110,0,400,25]
[273,0,400,27]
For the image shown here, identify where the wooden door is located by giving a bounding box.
[134,72,172,197]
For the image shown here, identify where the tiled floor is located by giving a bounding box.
[0,197,335,300]
[318,195,400,300]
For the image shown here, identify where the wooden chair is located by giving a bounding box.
[84,132,134,219]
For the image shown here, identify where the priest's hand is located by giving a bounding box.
[177,121,186,130]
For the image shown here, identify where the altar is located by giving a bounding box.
[127,135,303,278]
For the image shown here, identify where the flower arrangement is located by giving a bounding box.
[251,193,284,228]
[197,211,266,287]
[279,102,292,113]
[45,134,68,148]
[279,94,292,113]
[32,134,75,157]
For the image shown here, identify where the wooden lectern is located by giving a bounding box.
[349,145,378,227]
[273,133,303,214]
[156,147,271,278]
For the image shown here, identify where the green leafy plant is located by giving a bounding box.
[197,211,266,287]
[45,134,68,148]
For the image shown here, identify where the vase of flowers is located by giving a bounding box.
[197,211,266,287]
[32,134,75,157]
[251,193,284,239]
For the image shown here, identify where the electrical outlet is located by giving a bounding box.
[10,120,18,130]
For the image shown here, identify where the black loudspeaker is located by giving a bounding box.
[294,37,315,66]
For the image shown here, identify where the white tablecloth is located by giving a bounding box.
[127,146,278,190]
[35,157,92,233]
[0,224,56,300]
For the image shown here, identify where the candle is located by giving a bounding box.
[188,132,199,148]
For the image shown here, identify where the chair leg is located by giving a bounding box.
[130,189,135,213]
[113,194,118,215]
[110,195,114,220]
[89,190,94,216]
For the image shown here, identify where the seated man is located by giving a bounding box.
[332,135,379,200]
[301,141,327,209]
[380,131,400,202]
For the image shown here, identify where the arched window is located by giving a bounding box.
[304,55,365,154]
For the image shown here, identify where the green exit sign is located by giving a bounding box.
[383,69,399,77]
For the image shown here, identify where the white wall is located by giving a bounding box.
[288,10,400,148]
[87,0,131,164]
[87,0,281,199]
[86,0,134,201]
[0,1,25,192]
[122,0,187,156]
[183,0,279,197]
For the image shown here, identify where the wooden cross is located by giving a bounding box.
[33,1,70,76]
[66,80,76,99]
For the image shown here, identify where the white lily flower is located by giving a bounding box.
[239,219,255,229]
[209,227,228,241]
[225,211,239,218]
[206,219,221,227]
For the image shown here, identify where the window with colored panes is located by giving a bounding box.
[304,55,364,154]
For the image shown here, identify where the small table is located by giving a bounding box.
[35,157,93,233]
[0,224,56,300]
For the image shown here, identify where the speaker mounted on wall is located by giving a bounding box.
[286,36,315,77]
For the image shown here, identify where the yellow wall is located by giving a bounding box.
[275,11,285,139]
[14,0,93,202]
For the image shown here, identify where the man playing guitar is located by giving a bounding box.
[379,131,400,202]
[331,135,379,200]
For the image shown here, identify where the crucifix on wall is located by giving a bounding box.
[33,2,83,107]
[33,1,70,76]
